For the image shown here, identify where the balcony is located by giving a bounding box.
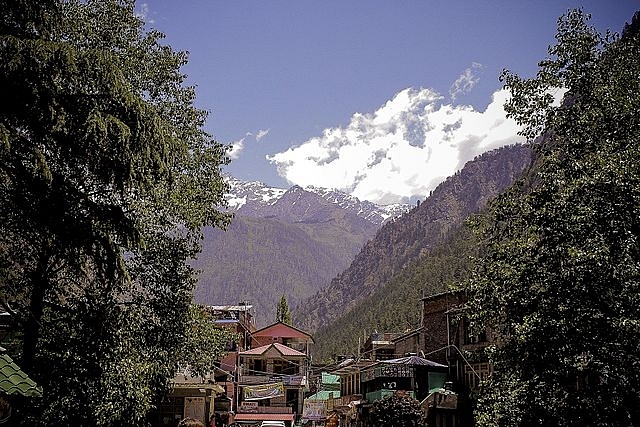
[239,374,307,387]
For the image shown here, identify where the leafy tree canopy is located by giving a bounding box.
[370,393,425,427]
[0,0,232,425]
[467,9,640,426]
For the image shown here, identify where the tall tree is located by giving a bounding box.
[276,294,293,325]
[467,9,640,426]
[0,0,232,425]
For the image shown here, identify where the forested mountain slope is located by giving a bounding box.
[311,225,477,361]
[192,185,403,326]
[294,144,532,335]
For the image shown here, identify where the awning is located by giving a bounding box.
[234,413,295,422]
[379,355,446,367]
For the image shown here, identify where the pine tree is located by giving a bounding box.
[276,294,293,325]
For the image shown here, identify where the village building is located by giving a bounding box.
[359,355,447,403]
[391,290,492,390]
[150,304,257,426]
[360,331,399,361]
[233,321,314,426]
[151,305,316,427]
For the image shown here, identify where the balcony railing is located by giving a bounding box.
[239,375,307,386]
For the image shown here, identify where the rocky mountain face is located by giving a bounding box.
[293,144,533,337]
[192,179,410,327]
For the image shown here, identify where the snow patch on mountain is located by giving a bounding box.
[224,176,410,225]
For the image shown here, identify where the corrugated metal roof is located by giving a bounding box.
[321,372,339,384]
[378,355,446,367]
[0,354,42,397]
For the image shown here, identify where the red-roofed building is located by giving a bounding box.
[233,324,314,426]
[252,322,314,355]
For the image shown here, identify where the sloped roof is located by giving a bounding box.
[252,322,315,343]
[332,358,375,375]
[307,390,341,400]
[322,372,340,385]
[240,342,306,357]
[0,354,42,397]
[379,355,446,367]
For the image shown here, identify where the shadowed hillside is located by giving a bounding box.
[294,144,532,336]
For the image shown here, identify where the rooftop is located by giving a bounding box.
[0,353,42,397]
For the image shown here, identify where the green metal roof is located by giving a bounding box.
[0,354,43,397]
[321,372,339,384]
[306,390,341,401]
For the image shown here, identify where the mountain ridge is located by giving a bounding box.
[293,144,532,336]
[193,179,410,326]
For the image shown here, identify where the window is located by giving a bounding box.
[273,360,297,375]
[465,362,492,389]
[248,359,266,374]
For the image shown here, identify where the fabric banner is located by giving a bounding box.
[184,397,205,422]
[302,400,326,421]
[243,382,285,401]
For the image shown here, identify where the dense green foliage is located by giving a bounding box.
[312,225,477,361]
[0,0,231,425]
[178,305,238,378]
[276,294,293,324]
[467,10,640,426]
[370,393,425,427]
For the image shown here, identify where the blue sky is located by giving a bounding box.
[139,1,638,204]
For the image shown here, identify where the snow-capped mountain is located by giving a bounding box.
[224,176,410,225]
[193,177,410,327]
[225,176,286,211]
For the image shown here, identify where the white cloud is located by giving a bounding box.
[449,62,484,102]
[267,87,524,205]
[135,3,154,24]
[227,137,245,160]
[256,129,270,142]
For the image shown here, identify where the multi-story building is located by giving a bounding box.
[232,321,314,426]
[359,355,447,403]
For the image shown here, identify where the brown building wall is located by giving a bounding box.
[420,292,465,365]
[393,331,421,358]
